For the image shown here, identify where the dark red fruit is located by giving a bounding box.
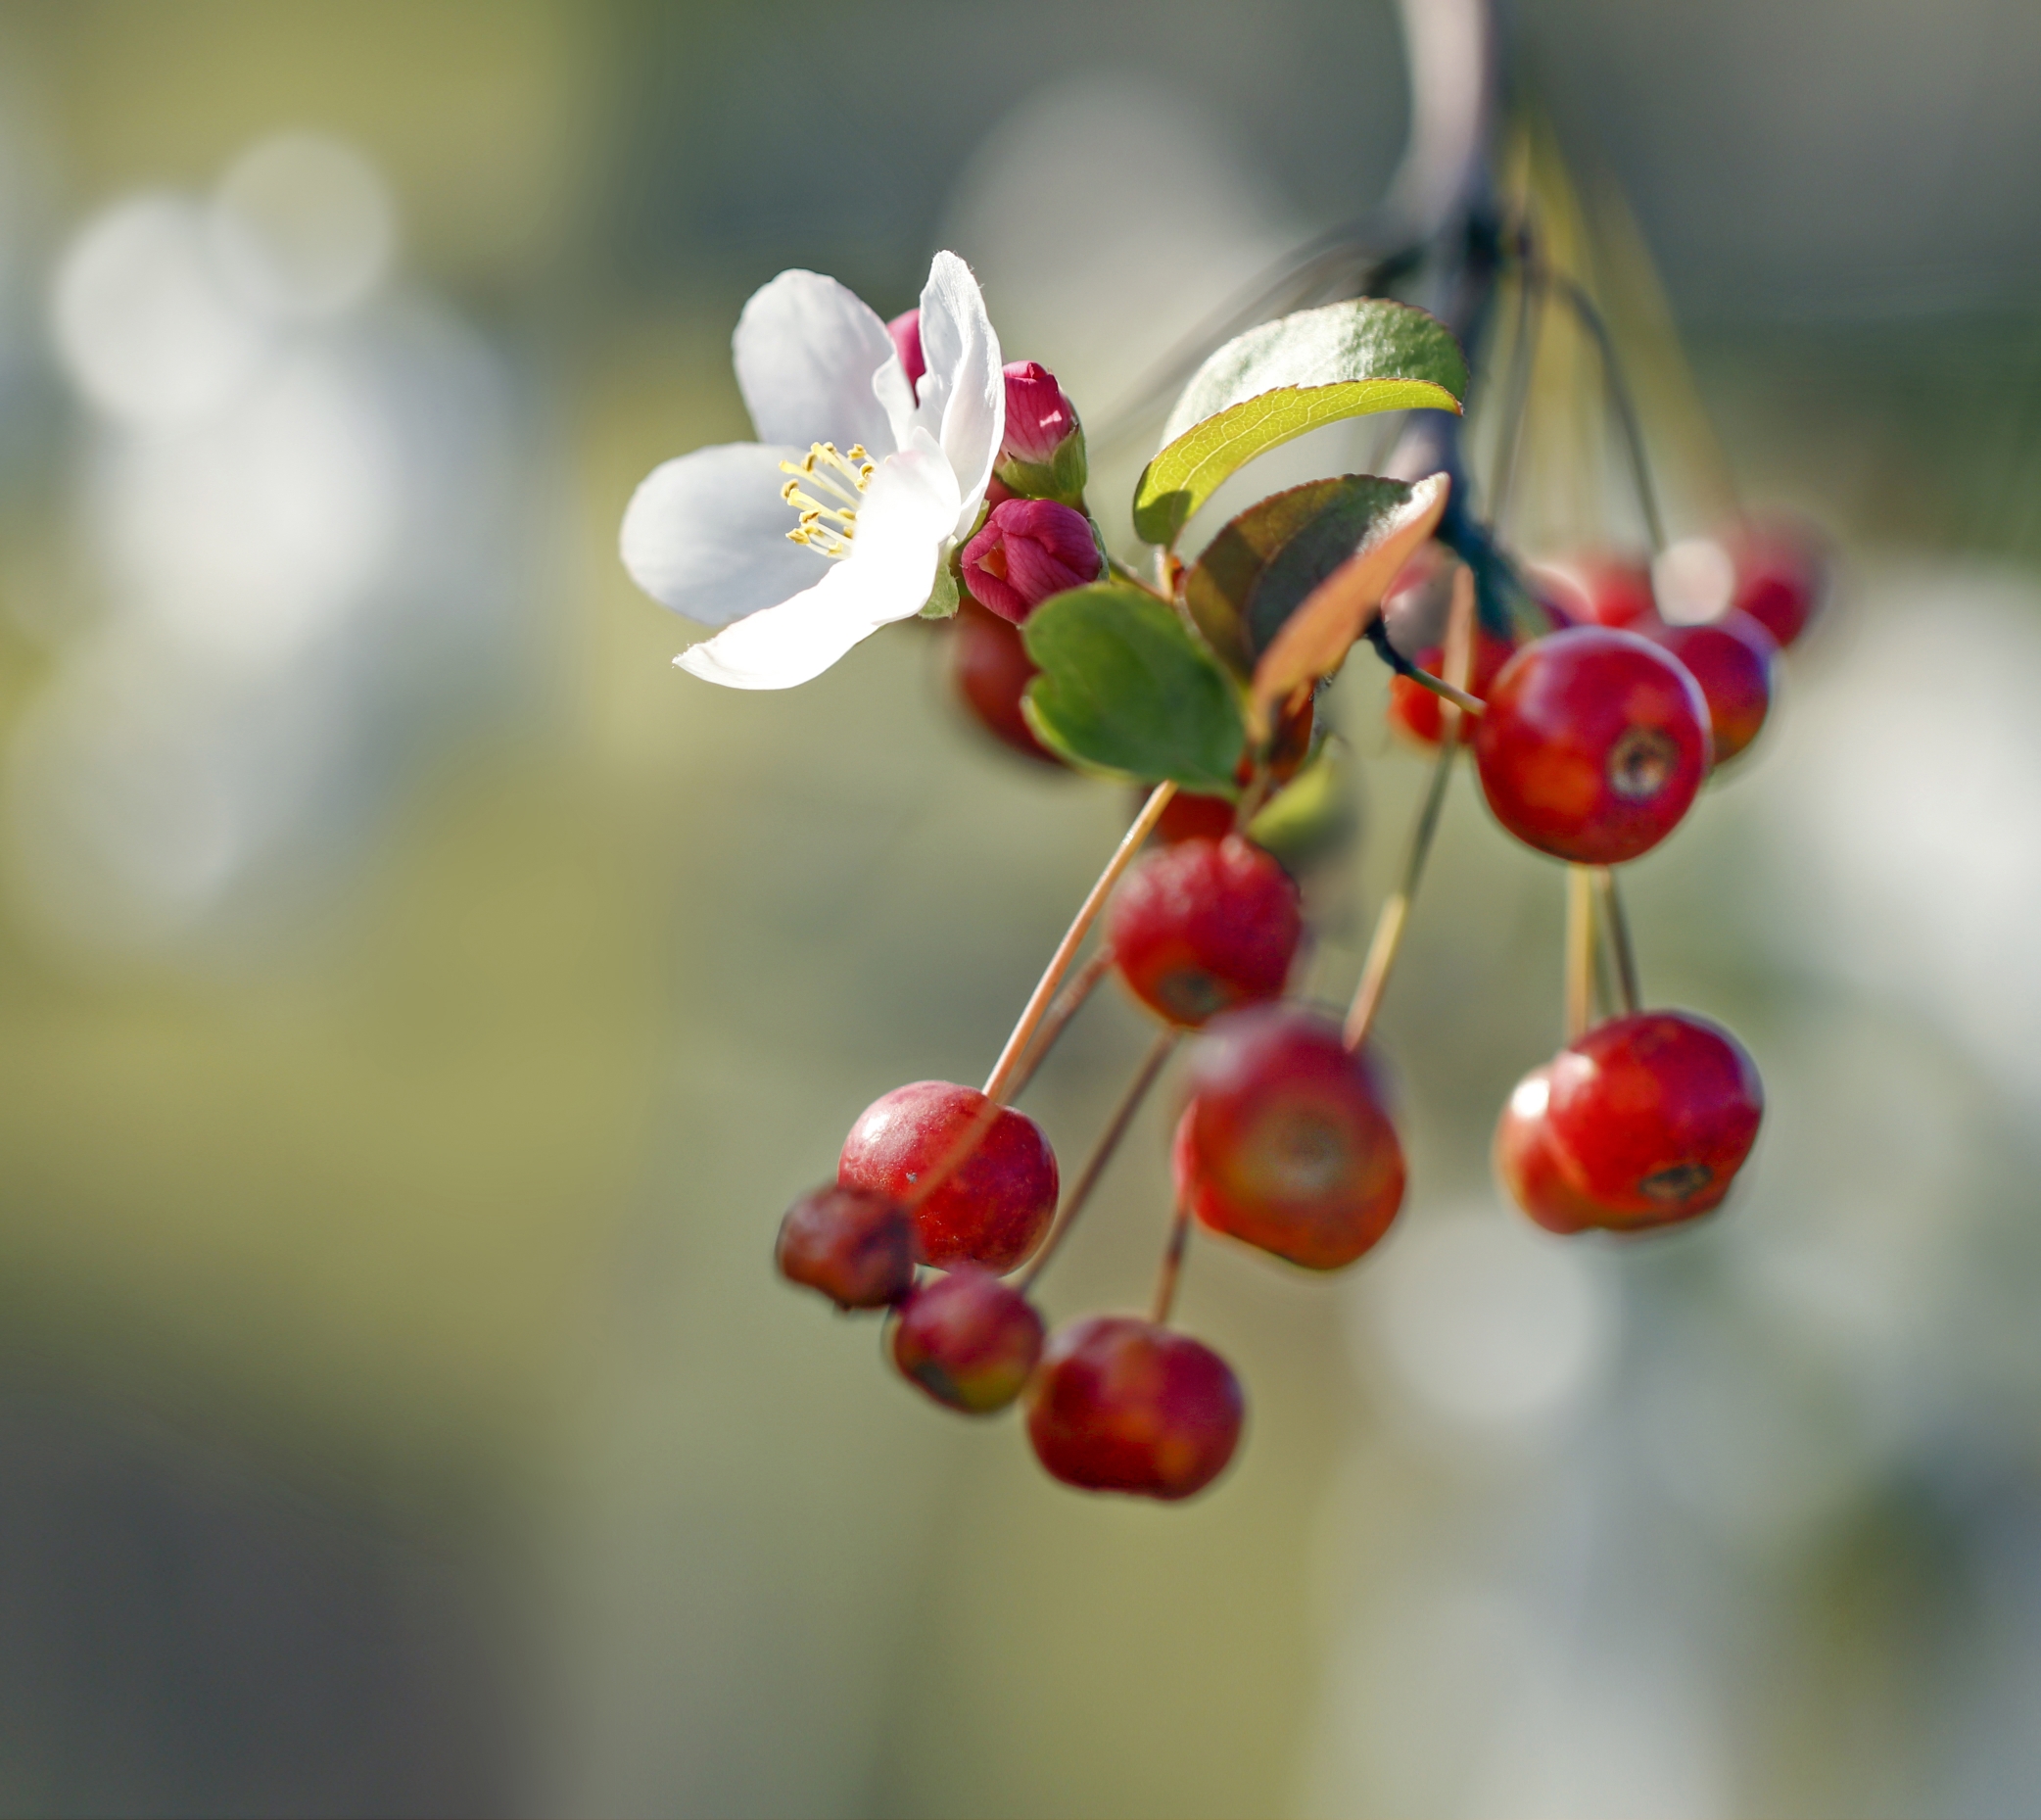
[1723,516,1828,648]
[1108,836,1302,1027]
[1154,790,1239,845]
[1544,1011,1763,1220]
[1535,552,1659,630]
[1641,612,1778,765]
[775,1184,918,1308]
[1026,1316,1244,1500]
[889,1268,1045,1413]
[1387,625,1516,745]
[839,1081,1059,1273]
[951,596,1062,765]
[1473,626,1711,864]
[1494,1069,1617,1236]
[1174,1002,1404,1269]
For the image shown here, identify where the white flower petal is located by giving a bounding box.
[733,268,897,455]
[619,442,826,627]
[674,448,959,691]
[912,251,1004,539]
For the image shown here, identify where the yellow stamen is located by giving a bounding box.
[777,440,877,559]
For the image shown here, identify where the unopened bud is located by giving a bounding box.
[961,498,1101,625]
[887,308,926,392]
[996,360,1087,505]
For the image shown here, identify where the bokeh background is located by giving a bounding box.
[0,2,2036,1815]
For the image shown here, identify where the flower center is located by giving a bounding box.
[780,443,875,558]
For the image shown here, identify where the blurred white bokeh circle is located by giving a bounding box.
[212,132,396,320]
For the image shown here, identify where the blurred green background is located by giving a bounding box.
[0,2,2036,1815]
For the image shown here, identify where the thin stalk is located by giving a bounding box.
[1487,243,1544,536]
[1150,1201,1193,1325]
[1362,618,1487,717]
[1551,270,1666,552]
[999,945,1115,1105]
[1565,863,1596,1041]
[1346,570,1476,1050]
[982,782,1177,1104]
[1021,1028,1179,1290]
[1593,865,1641,1015]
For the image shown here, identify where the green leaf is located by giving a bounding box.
[1184,475,1423,677]
[1248,472,1450,730]
[1133,300,1468,547]
[1246,742,1354,874]
[1020,582,1246,794]
[918,562,960,621]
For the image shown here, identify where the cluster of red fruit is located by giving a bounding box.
[776,335,1827,1503]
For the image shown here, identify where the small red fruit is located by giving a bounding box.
[951,596,1062,766]
[1544,1011,1763,1220]
[1535,552,1659,630]
[1026,1316,1244,1500]
[1493,1069,1617,1236]
[1473,626,1711,864]
[1174,1003,1404,1269]
[839,1081,1059,1273]
[1108,836,1302,1027]
[1641,612,1778,765]
[889,1268,1045,1413]
[1154,790,1239,845]
[1387,625,1516,745]
[1722,516,1829,648]
[775,1184,918,1308]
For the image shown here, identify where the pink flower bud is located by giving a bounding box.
[887,309,926,391]
[962,499,1101,625]
[1001,360,1077,464]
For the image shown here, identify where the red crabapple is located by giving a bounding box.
[1026,1315,1244,1500]
[1493,1068,1612,1236]
[889,1268,1045,1413]
[1108,835,1302,1027]
[1474,626,1711,864]
[839,1081,1059,1272]
[1174,1002,1404,1269]
[951,597,1063,766]
[1535,552,1659,630]
[1154,790,1240,845]
[1387,625,1516,746]
[775,1184,918,1308]
[1641,612,1778,765]
[1543,1011,1763,1219]
[1722,515,1829,648]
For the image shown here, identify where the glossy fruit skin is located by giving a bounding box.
[1642,612,1778,765]
[1494,1068,1612,1235]
[1536,553,1659,630]
[1388,626,1516,746]
[1174,1003,1404,1269]
[951,597,1062,766]
[1026,1316,1244,1500]
[775,1184,918,1308]
[1724,516,1828,648]
[839,1081,1059,1273]
[1474,626,1712,864]
[888,1268,1045,1413]
[1108,836,1302,1027]
[1543,1011,1762,1220]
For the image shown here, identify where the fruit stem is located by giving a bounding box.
[1020,1028,1180,1290]
[1000,945,1116,1104]
[1346,568,1476,1050]
[1487,234,1543,536]
[982,782,1178,1104]
[1565,863,1596,1040]
[1546,268,1667,554]
[1593,865,1641,1015]
[1150,1199,1193,1325]
[1361,617,1487,717]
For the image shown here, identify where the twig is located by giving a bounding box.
[1021,1028,1179,1289]
[1150,1200,1194,1325]
[982,783,1177,1104]
[1593,865,1641,1016]
[1346,569,1477,1049]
